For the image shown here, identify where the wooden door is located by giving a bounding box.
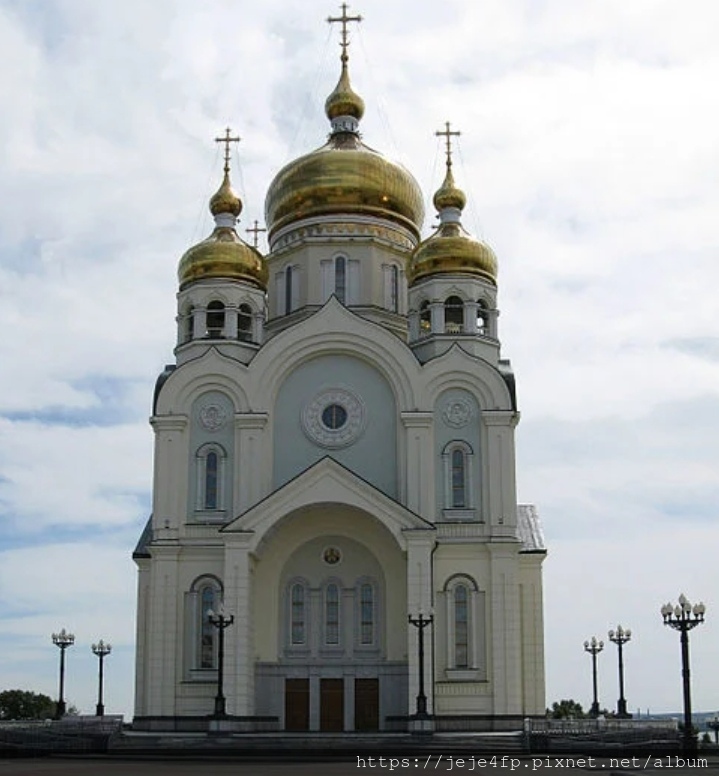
[354,678,379,731]
[320,678,344,731]
[285,678,309,731]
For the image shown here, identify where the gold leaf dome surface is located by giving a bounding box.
[178,228,268,290]
[265,133,425,239]
[408,222,498,285]
[210,172,242,217]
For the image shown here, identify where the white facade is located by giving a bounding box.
[133,41,546,734]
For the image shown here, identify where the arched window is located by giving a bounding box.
[325,583,340,645]
[419,301,431,335]
[199,584,217,668]
[454,584,469,668]
[184,307,194,343]
[444,296,464,333]
[360,583,374,645]
[476,299,488,335]
[187,575,223,672]
[291,583,306,645]
[238,303,252,341]
[451,448,467,508]
[334,256,346,304]
[285,266,294,314]
[389,265,399,312]
[196,444,226,514]
[206,300,225,338]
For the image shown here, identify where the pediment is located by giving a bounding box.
[222,456,434,552]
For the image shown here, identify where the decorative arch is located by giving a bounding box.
[441,574,484,675]
[206,300,226,338]
[195,442,227,512]
[187,574,224,672]
[441,440,475,513]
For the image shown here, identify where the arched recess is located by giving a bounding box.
[184,574,224,676]
[440,573,486,679]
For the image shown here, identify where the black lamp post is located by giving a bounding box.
[408,613,433,719]
[661,594,706,754]
[91,640,112,717]
[583,636,604,717]
[207,606,234,718]
[51,628,75,719]
[608,625,631,718]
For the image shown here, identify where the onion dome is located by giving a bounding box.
[264,49,424,241]
[178,157,268,291]
[408,149,497,286]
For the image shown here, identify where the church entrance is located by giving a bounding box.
[319,678,344,731]
[284,678,310,731]
[354,678,379,731]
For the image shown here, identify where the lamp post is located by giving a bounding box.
[661,594,706,754]
[583,636,604,717]
[91,640,112,717]
[608,625,631,718]
[207,606,234,718]
[408,613,433,719]
[51,628,75,719]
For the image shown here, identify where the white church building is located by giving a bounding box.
[132,11,546,733]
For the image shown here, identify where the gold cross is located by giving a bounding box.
[214,127,241,174]
[435,121,461,166]
[245,220,267,248]
[327,3,362,63]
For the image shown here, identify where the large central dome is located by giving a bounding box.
[264,57,424,242]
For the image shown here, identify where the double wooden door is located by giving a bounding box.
[284,677,379,731]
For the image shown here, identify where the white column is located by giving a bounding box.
[400,412,434,517]
[405,532,436,715]
[234,414,269,515]
[481,411,519,534]
[193,308,206,339]
[223,534,253,716]
[150,416,188,531]
[408,310,420,342]
[226,306,239,339]
[252,311,264,344]
[464,301,479,334]
[429,301,443,334]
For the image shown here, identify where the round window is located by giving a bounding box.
[321,403,348,430]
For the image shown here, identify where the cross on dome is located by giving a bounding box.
[327,3,362,64]
[246,220,267,248]
[435,121,461,167]
[214,127,241,175]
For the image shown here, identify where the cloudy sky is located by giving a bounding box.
[0,0,717,720]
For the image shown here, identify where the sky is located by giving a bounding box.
[0,0,717,721]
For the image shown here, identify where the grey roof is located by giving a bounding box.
[516,504,546,552]
[132,515,152,559]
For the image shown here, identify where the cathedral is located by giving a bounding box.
[132,8,546,733]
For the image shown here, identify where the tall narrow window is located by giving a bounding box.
[204,452,218,510]
[291,583,305,645]
[360,583,374,645]
[334,256,346,304]
[199,585,217,669]
[419,301,431,334]
[451,449,466,508]
[184,307,194,343]
[238,304,252,341]
[444,296,464,333]
[206,301,225,337]
[476,299,488,334]
[389,265,399,312]
[454,585,469,668]
[325,583,340,645]
[285,266,294,314]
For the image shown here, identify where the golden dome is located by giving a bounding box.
[210,171,242,217]
[178,228,268,290]
[408,160,497,285]
[325,62,365,121]
[265,52,423,240]
[178,163,267,290]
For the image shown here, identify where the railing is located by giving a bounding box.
[0,715,123,756]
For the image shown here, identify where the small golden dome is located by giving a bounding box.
[408,224,498,285]
[408,155,497,286]
[325,62,365,121]
[209,171,242,217]
[177,228,268,290]
[432,165,466,212]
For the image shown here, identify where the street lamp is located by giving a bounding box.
[408,612,433,720]
[51,628,75,719]
[661,594,706,753]
[91,640,112,717]
[583,636,604,717]
[207,605,234,718]
[608,625,631,718]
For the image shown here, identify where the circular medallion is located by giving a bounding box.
[199,403,228,432]
[443,398,473,428]
[301,387,366,448]
[322,546,342,565]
